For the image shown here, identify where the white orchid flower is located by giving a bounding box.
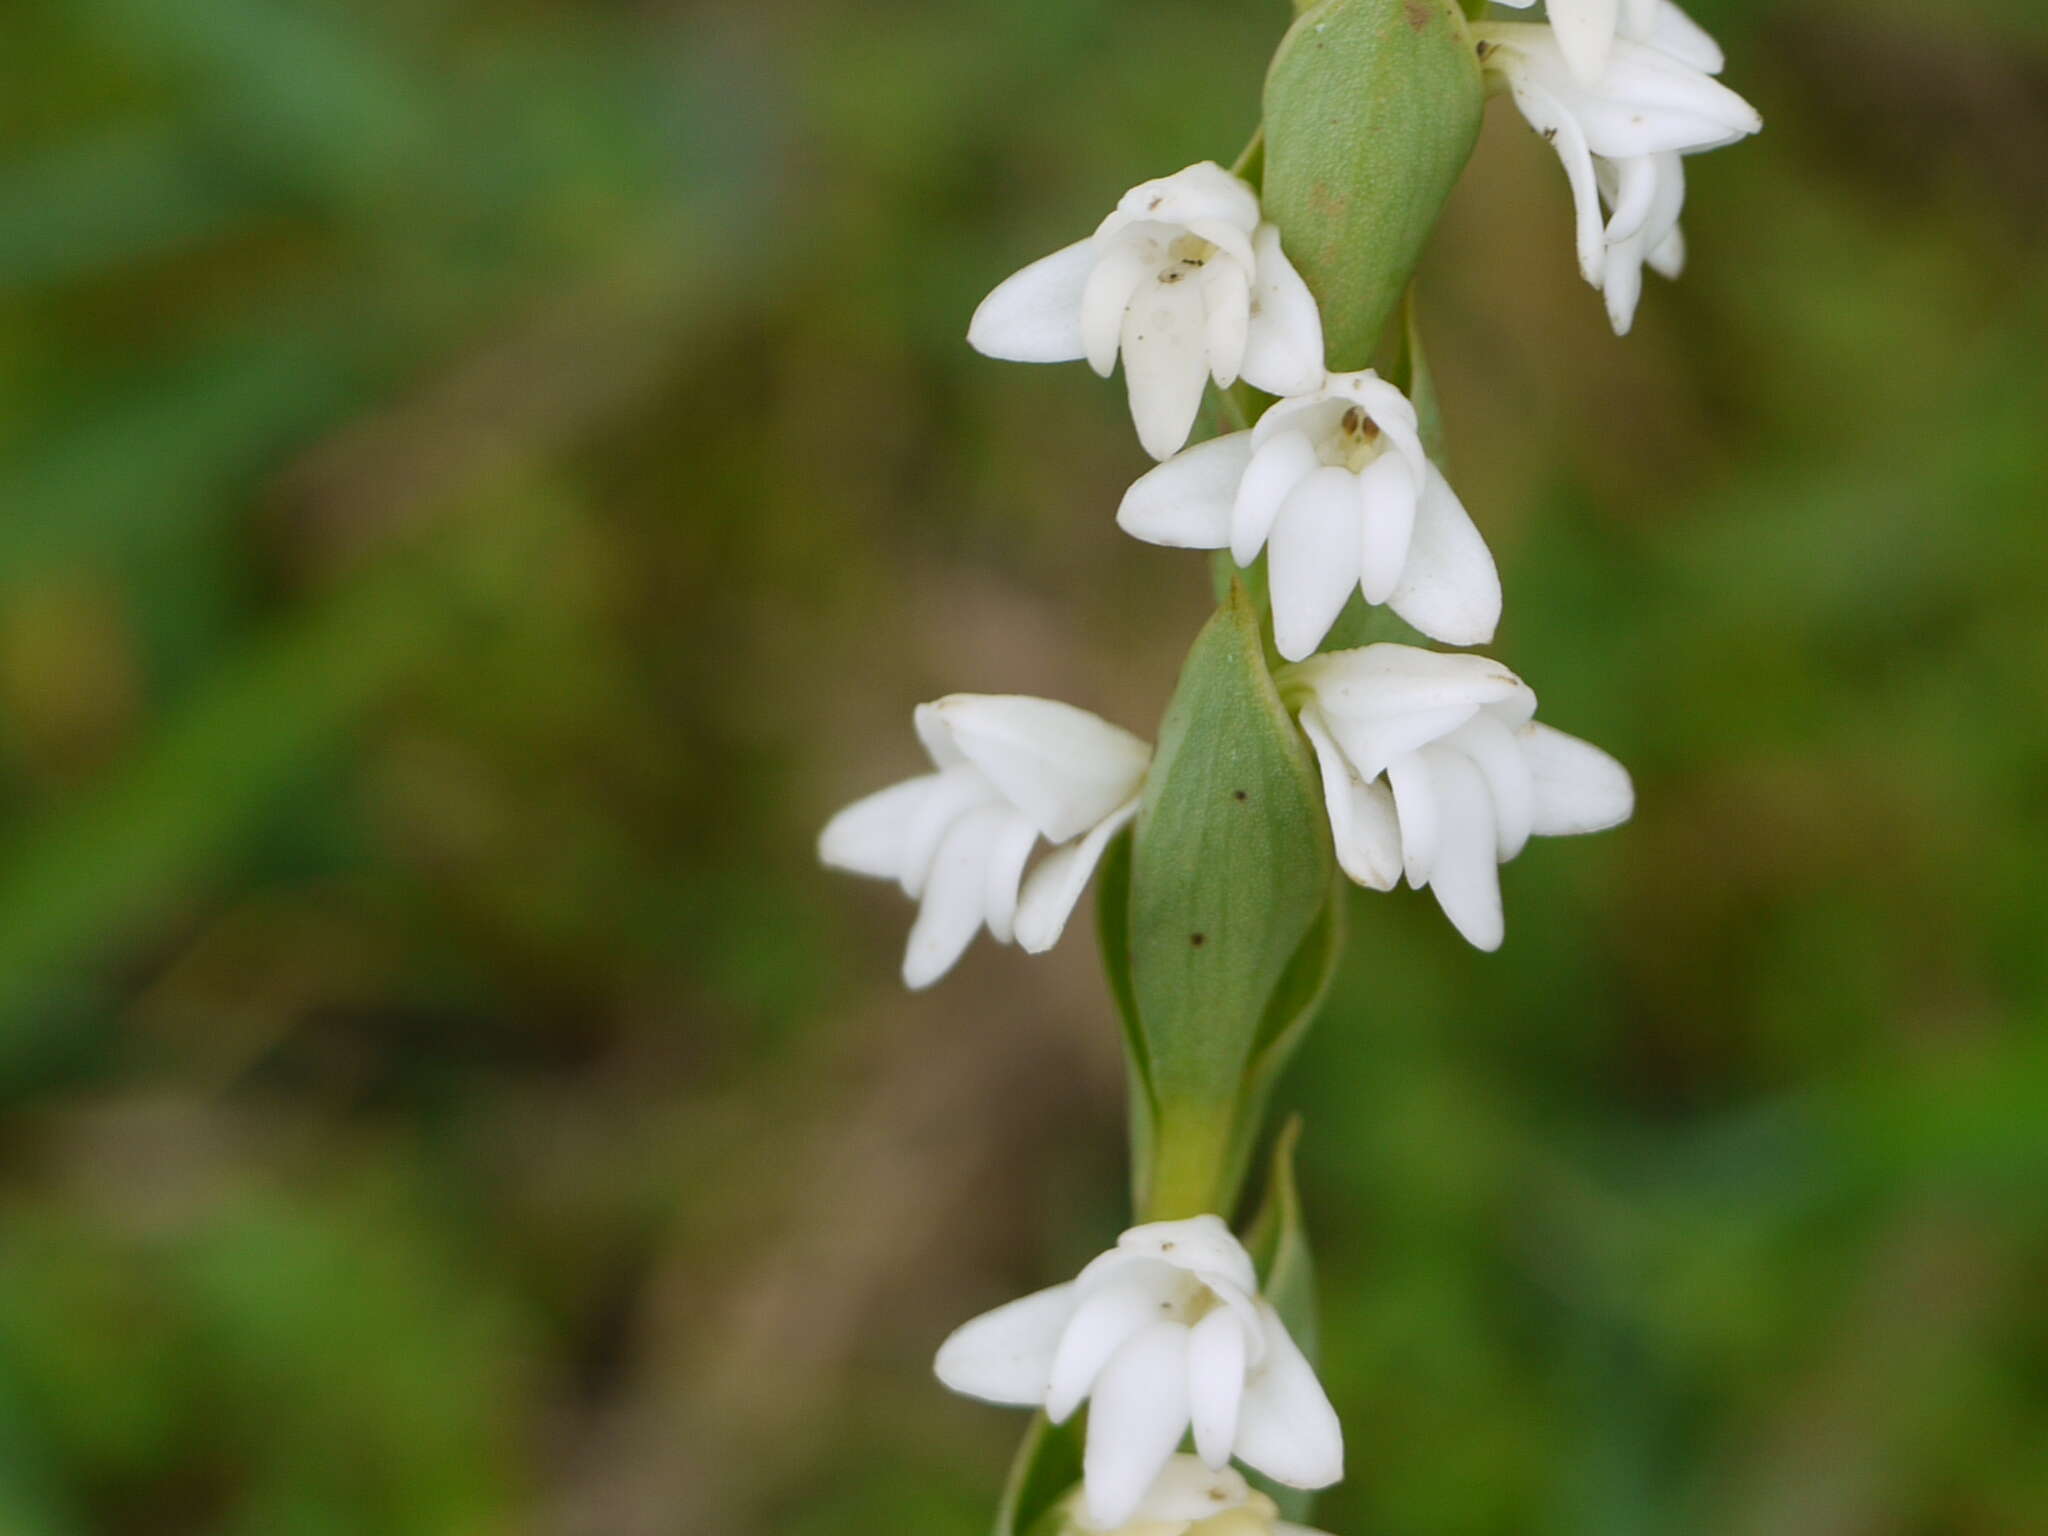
[1280,645,1634,951]
[1117,369,1499,661]
[968,162,1326,461]
[1488,0,1726,84]
[1478,19,1760,332]
[935,1215,1343,1530]
[819,695,1149,989]
[1054,1456,1335,1536]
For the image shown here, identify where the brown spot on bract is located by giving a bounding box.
[1404,0,1432,31]
[1190,933,1207,948]
[1233,789,1248,801]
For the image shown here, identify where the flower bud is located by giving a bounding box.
[1262,0,1485,368]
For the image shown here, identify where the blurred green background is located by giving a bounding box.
[1,0,2044,1531]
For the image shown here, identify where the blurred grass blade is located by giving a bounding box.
[0,556,445,1054]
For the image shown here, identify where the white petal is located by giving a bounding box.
[1355,451,1419,606]
[818,774,944,882]
[1241,223,1326,398]
[1598,152,1686,334]
[1232,1303,1342,1491]
[1385,749,1441,889]
[1081,232,1156,377]
[1387,464,1501,647]
[1121,273,1213,460]
[898,766,1000,898]
[1286,644,1526,780]
[1603,152,1660,245]
[1269,466,1364,663]
[1603,241,1647,336]
[1519,721,1635,835]
[980,811,1042,945]
[968,239,1095,364]
[1422,747,1505,951]
[903,805,1007,987]
[1443,711,1535,861]
[1300,705,1402,891]
[1569,43,1762,156]
[1046,1261,1181,1424]
[1103,162,1260,247]
[927,695,1151,843]
[1118,432,1254,551]
[1116,1214,1257,1295]
[1231,429,1320,568]
[915,700,968,768]
[1194,1275,1267,1367]
[1548,0,1620,83]
[1013,796,1140,954]
[1638,0,1726,74]
[1508,76,1608,287]
[1187,1306,1248,1468]
[1201,259,1251,387]
[1084,1322,1193,1529]
[1649,222,1687,279]
[934,1282,1079,1406]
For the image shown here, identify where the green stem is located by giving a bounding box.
[1140,1099,1241,1220]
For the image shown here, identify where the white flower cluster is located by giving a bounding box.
[938,1217,1342,1530]
[817,9,1748,1527]
[1480,0,1761,333]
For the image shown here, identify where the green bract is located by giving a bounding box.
[1262,0,1484,369]
[1106,583,1334,1221]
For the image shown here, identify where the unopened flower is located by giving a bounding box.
[935,1215,1342,1529]
[1051,1456,1334,1536]
[1488,0,1726,85]
[1117,369,1499,660]
[1281,645,1634,951]
[1478,19,1760,332]
[968,162,1325,461]
[819,695,1149,988]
